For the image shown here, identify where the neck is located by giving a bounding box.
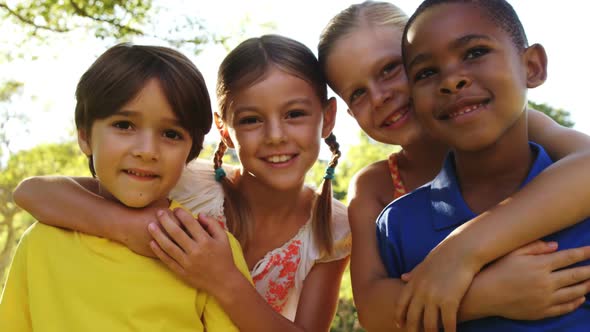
[398,135,449,190]
[454,114,533,214]
[236,170,310,225]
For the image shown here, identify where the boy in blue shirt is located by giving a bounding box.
[376,0,590,331]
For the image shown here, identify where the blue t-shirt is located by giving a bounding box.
[376,142,590,331]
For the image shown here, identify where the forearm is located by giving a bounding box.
[214,272,305,332]
[354,278,407,332]
[13,176,127,242]
[447,151,590,267]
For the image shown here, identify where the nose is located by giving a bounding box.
[439,73,471,94]
[132,132,159,161]
[265,119,287,145]
[369,81,393,110]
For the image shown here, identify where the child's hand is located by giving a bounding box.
[470,241,590,320]
[147,208,239,295]
[395,239,480,332]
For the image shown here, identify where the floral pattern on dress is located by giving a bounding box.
[252,240,302,313]
[388,152,408,199]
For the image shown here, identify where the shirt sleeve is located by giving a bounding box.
[0,231,33,331]
[316,199,352,263]
[376,207,403,278]
[202,232,251,331]
[168,159,227,222]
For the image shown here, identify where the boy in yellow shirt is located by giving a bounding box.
[0,43,250,331]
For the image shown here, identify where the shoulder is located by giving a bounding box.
[348,159,393,204]
[169,159,239,220]
[376,183,432,230]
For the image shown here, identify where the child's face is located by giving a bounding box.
[404,3,529,152]
[78,78,192,208]
[220,66,335,191]
[325,25,425,147]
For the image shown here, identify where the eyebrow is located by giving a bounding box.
[234,97,313,114]
[406,34,492,71]
[115,110,183,127]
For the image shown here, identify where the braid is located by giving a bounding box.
[214,140,227,170]
[325,133,341,168]
[212,139,252,249]
[312,132,342,255]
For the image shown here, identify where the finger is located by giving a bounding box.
[148,222,187,263]
[405,298,424,332]
[173,208,208,242]
[401,271,412,282]
[198,214,227,240]
[551,280,590,304]
[441,302,458,332]
[543,296,586,318]
[547,246,590,270]
[157,210,194,250]
[423,305,439,332]
[552,265,590,288]
[150,240,186,278]
[394,286,412,327]
[512,240,557,256]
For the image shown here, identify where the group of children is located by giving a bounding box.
[2,0,590,331]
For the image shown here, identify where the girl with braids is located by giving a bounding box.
[14,34,350,331]
[318,1,590,331]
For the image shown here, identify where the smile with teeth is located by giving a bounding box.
[382,107,410,127]
[447,103,485,119]
[124,169,158,178]
[264,154,294,163]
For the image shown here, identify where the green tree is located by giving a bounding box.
[0,141,89,287]
[529,100,574,128]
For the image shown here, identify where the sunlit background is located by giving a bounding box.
[2,0,589,158]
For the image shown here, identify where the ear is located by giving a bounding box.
[214,112,234,148]
[321,97,337,138]
[77,129,92,156]
[523,43,547,89]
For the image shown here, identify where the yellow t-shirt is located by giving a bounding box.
[0,201,250,331]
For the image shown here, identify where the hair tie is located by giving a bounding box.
[214,167,227,182]
[323,166,335,180]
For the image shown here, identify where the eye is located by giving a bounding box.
[349,88,366,104]
[163,129,184,140]
[238,116,260,125]
[465,47,490,60]
[113,121,133,130]
[414,68,436,82]
[286,109,306,119]
[381,62,400,78]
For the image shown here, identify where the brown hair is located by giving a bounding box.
[75,43,212,176]
[318,1,408,88]
[215,34,341,254]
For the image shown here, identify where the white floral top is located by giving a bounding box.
[169,159,351,321]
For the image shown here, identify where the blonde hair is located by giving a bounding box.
[318,1,409,86]
[214,35,341,254]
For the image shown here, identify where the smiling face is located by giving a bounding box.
[78,78,192,208]
[404,3,535,152]
[219,66,335,191]
[325,24,424,147]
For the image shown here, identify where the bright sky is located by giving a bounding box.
[3,0,589,157]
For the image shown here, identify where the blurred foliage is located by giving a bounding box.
[0,0,149,39]
[0,141,89,287]
[529,100,574,128]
